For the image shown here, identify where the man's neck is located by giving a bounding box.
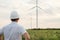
[12,21,18,23]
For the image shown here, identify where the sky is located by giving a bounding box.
[0,0,60,29]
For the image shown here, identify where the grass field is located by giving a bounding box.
[23,29,60,40]
[1,29,60,40]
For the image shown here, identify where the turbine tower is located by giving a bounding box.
[36,0,39,28]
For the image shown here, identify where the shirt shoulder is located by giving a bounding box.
[17,25,27,35]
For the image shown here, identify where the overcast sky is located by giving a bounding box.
[0,0,60,29]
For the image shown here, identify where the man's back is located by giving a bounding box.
[0,11,30,40]
[3,22,26,40]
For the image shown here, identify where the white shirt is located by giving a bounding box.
[0,22,27,40]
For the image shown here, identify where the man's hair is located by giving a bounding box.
[11,18,19,21]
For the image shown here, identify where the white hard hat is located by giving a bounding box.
[10,11,19,19]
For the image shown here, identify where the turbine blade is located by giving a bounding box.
[29,6,36,10]
[38,7,49,13]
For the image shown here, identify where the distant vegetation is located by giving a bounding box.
[23,29,60,40]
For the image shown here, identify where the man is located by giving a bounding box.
[0,11,30,40]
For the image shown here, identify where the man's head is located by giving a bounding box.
[10,11,19,22]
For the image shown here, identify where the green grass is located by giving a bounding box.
[22,29,60,40]
[1,29,60,40]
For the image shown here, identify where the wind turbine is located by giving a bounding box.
[28,0,53,28]
[29,0,46,28]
